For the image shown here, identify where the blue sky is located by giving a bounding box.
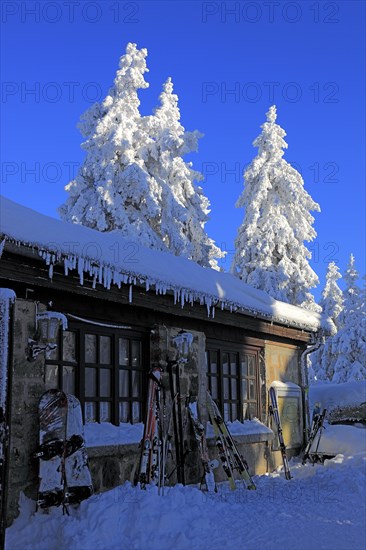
[1,0,365,299]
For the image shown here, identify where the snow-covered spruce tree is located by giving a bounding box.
[231,106,320,311]
[332,255,366,383]
[59,46,223,268]
[311,262,344,381]
[59,43,164,248]
[142,77,224,269]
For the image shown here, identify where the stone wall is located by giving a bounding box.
[5,299,45,525]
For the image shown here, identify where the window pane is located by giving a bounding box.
[132,402,141,423]
[241,379,248,400]
[85,334,97,363]
[100,368,111,397]
[63,331,76,362]
[119,339,129,366]
[243,402,249,420]
[231,403,237,420]
[45,364,58,386]
[222,353,229,375]
[249,402,257,418]
[100,336,111,365]
[249,380,256,400]
[63,366,75,394]
[85,367,97,397]
[47,345,59,361]
[223,403,230,423]
[119,370,129,397]
[231,377,237,399]
[248,356,256,377]
[230,356,237,376]
[210,376,218,400]
[131,370,141,398]
[241,357,248,377]
[223,377,229,399]
[100,402,111,422]
[85,402,96,423]
[131,341,141,366]
[119,402,129,423]
[209,351,217,374]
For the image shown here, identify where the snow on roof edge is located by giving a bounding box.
[0,196,322,333]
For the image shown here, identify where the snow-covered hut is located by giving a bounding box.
[0,197,324,525]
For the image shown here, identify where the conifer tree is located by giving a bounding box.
[59,43,163,248]
[311,262,344,381]
[231,106,320,311]
[143,77,224,269]
[332,255,366,382]
[59,45,223,268]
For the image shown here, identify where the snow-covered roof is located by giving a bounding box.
[0,196,323,332]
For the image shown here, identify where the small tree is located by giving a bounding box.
[59,43,164,248]
[231,106,320,311]
[143,77,224,269]
[311,262,344,381]
[332,255,366,382]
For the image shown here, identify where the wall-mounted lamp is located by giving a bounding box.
[27,309,68,362]
[172,330,193,362]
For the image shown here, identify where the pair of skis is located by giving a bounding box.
[302,406,327,464]
[136,361,188,492]
[135,366,164,489]
[206,392,256,491]
[269,387,292,480]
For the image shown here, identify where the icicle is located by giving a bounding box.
[212,306,215,319]
[146,280,150,292]
[78,258,84,285]
[0,238,6,258]
[49,263,54,280]
[129,284,133,303]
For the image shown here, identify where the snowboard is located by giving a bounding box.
[34,389,93,509]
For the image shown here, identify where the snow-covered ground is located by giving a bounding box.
[6,424,366,550]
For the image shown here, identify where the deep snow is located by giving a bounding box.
[6,449,366,550]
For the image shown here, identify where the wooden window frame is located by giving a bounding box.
[45,322,149,425]
[206,341,261,422]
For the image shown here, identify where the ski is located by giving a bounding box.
[167,360,187,485]
[303,408,327,464]
[269,387,292,480]
[187,400,217,492]
[207,392,256,490]
[303,404,322,464]
[136,366,162,488]
[206,393,236,490]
